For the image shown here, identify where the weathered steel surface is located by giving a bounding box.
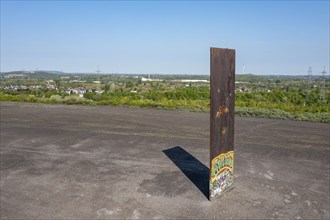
[210,47,235,199]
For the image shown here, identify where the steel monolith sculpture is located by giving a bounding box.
[210,47,235,199]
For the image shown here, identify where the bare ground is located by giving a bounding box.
[0,102,329,219]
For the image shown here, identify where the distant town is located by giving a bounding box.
[0,70,329,123]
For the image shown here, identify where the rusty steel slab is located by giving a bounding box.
[210,47,235,199]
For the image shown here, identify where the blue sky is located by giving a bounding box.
[1,1,329,75]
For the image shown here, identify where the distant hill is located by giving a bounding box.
[0,70,65,80]
[2,70,64,75]
[236,73,327,82]
[236,74,267,83]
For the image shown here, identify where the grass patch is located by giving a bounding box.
[1,92,329,123]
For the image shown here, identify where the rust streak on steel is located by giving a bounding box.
[210,47,235,199]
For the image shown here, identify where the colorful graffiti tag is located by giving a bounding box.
[210,151,234,198]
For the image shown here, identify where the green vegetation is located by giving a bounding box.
[1,71,329,123]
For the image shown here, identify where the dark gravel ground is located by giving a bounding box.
[1,102,329,219]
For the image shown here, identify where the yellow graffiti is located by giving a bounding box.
[210,151,234,197]
[210,151,234,182]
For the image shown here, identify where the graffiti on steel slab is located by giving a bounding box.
[210,151,234,197]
